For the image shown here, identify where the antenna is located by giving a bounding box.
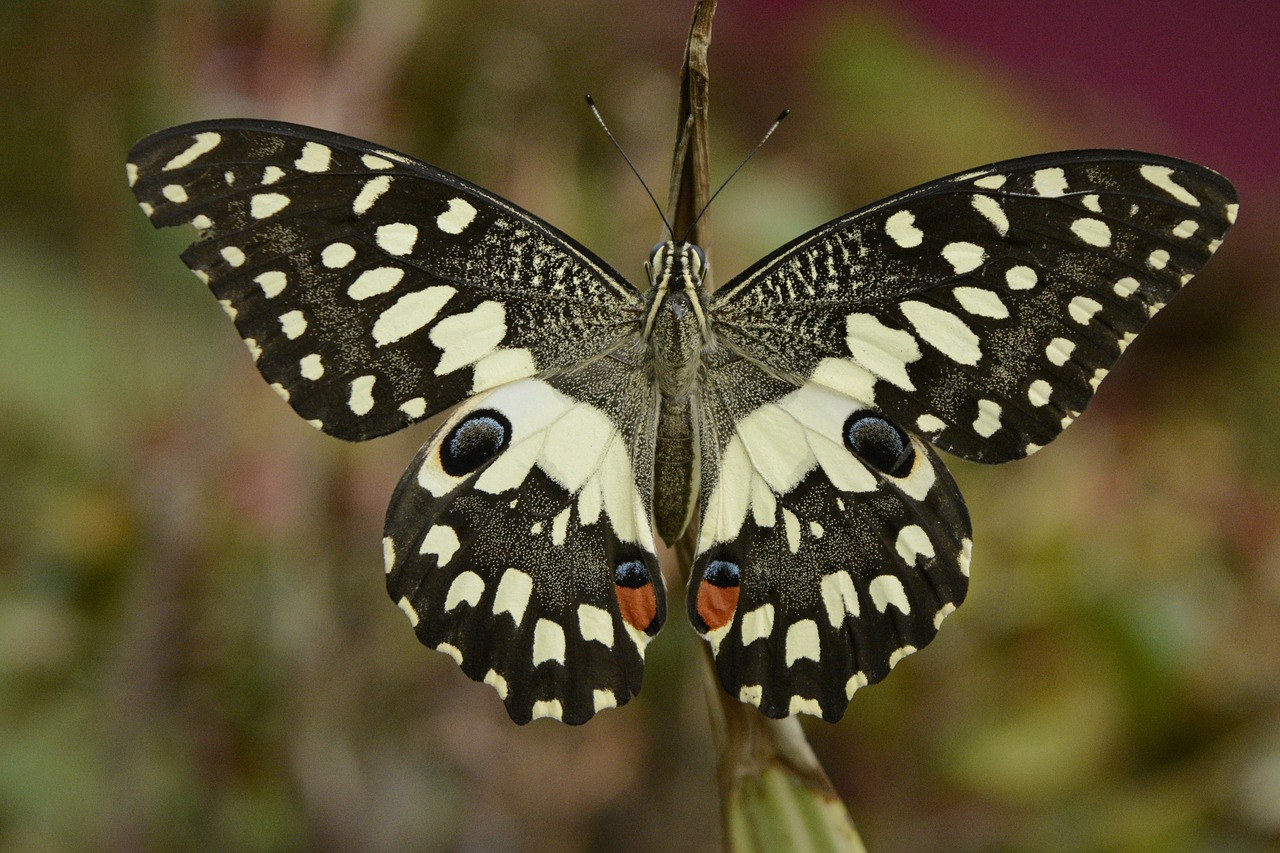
[585,95,672,235]
[679,108,789,243]
[586,97,790,245]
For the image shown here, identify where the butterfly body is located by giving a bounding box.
[128,120,1236,724]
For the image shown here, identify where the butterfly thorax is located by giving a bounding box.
[644,242,710,543]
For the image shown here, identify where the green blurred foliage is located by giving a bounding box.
[0,1,1277,851]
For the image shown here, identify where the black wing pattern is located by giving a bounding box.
[711,152,1238,462]
[693,151,1236,720]
[128,120,661,725]
[127,119,642,441]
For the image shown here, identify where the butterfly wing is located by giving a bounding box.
[689,356,970,721]
[383,354,665,724]
[710,151,1238,462]
[694,151,1235,720]
[127,119,643,441]
[129,120,662,724]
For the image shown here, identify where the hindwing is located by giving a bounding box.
[689,356,969,720]
[383,351,664,724]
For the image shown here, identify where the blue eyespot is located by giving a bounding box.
[440,410,512,476]
[615,560,651,588]
[843,411,914,476]
[703,559,741,588]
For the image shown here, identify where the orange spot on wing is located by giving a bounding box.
[696,582,739,631]
[615,584,657,633]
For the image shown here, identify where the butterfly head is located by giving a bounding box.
[646,241,708,295]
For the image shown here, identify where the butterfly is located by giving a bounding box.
[127,119,1237,724]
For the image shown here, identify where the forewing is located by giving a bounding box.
[689,356,970,721]
[710,151,1237,462]
[383,353,664,725]
[127,119,642,441]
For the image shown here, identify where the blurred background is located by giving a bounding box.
[2,0,1278,850]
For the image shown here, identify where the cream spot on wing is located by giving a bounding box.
[885,209,924,248]
[294,141,332,173]
[934,602,956,629]
[471,347,537,393]
[352,175,392,215]
[868,575,910,615]
[437,643,463,665]
[163,131,223,170]
[785,620,821,666]
[372,286,456,346]
[493,568,533,626]
[1071,217,1111,247]
[1147,249,1170,270]
[299,353,324,380]
[901,301,981,365]
[1005,265,1038,290]
[261,165,285,185]
[530,699,563,721]
[400,397,427,419]
[483,669,508,699]
[578,604,614,648]
[348,375,376,415]
[1032,167,1068,197]
[820,570,859,626]
[321,242,356,268]
[973,174,1006,189]
[437,198,478,234]
[362,154,394,170]
[221,246,246,267]
[845,672,869,699]
[532,618,567,666]
[888,646,917,667]
[1028,379,1053,407]
[1113,276,1139,298]
[782,508,801,554]
[279,309,306,340]
[382,537,395,573]
[1082,194,1102,213]
[397,596,419,627]
[255,270,287,298]
[941,241,985,274]
[1172,219,1199,239]
[1046,337,1075,366]
[1140,164,1199,206]
[895,525,935,564]
[593,690,617,712]
[974,399,1002,437]
[739,604,776,645]
[444,571,485,611]
[250,192,291,219]
[916,413,945,433]
[376,222,419,256]
[1069,295,1103,325]
[420,524,460,566]
[953,286,1009,319]
[430,301,507,375]
[1226,203,1238,224]
[843,313,921,391]
[971,195,1009,235]
[348,266,405,300]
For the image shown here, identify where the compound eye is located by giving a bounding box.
[648,242,667,268]
[688,244,707,277]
